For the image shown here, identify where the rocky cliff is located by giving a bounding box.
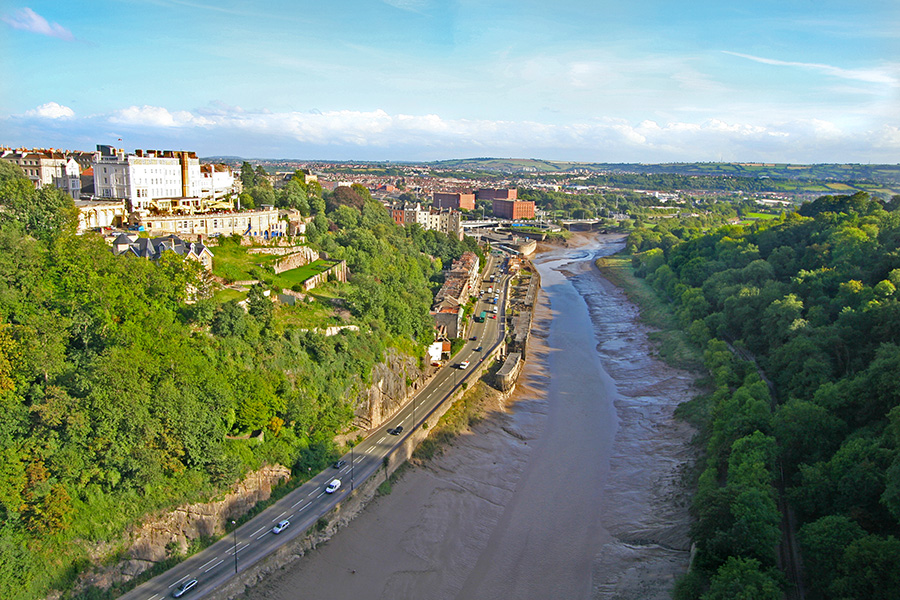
[355,347,430,430]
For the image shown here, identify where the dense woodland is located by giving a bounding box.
[0,162,478,599]
[627,192,900,599]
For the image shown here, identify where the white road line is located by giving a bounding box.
[275,511,286,520]
[168,576,191,588]
[317,491,326,498]
[147,595,160,600]
[256,530,270,540]
[199,557,220,570]
[340,466,350,473]
[307,491,315,497]
[298,503,311,511]
[251,526,266,536]
[292,498,305,508]
[378,436,386,443]
[204,559,225,573]
[235,542,250,555]
[225,542,249,556]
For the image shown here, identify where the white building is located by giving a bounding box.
[92,145,202,211]
[200,163,236,203]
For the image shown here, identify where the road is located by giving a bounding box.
[119,256,511,600]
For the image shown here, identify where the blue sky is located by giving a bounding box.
[2,0,898,163]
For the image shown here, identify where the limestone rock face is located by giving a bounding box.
[356,348,428,429]
[77,465,290,592]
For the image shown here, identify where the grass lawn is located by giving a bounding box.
[595,253,703,372]
[743,212,779,220]
[273,259,340,288]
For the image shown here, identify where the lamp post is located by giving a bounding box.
[231,520,237,574]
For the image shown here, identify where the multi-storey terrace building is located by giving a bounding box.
[389,201,462,240]
[92,145,204,211]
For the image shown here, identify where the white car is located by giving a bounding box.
[272,519,290,534]
[326,479,342,493]
[459,360,470,369]
[172,579,197,598]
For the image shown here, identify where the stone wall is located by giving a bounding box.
[272,246,320,273]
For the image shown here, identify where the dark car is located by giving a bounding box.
[388,425,404,435]
[332,459,346,469]
[475,346,483,352]
[469,336,477,341]
[172,579,198,598]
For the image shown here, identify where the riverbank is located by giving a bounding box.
[238,232,700,600]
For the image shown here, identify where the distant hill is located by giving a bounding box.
[429,158,900,185]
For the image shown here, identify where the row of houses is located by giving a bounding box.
[431,251,480,338]
[1,145,237,211]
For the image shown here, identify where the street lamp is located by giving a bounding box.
[231,520,237,574]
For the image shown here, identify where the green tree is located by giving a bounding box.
[701,557,781,600]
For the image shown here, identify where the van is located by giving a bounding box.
[326,479,341,493]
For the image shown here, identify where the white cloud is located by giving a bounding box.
[24,102,75,119]
[7,103,900,163]
[2,7,74,41]
[109,105,213,127]
[723,51,899,87]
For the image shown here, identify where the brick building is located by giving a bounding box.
[432,191,475,211]
[492,198,535,220]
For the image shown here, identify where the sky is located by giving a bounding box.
[1,0,899,163]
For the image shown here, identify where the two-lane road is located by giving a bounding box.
[120,257,512,600]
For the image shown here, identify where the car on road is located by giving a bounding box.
[272,519,290,534]
[332,459,346,469]
[491,315,497,319]
[326,479,342,493]
[475,346,482,352]
[172,579,198,598]
[388,425,404,435]
[459,360,470,369]
[470,336,477,341]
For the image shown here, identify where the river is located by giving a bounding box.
[241,233,697,600]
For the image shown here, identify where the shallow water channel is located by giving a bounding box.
[244,234,697,600]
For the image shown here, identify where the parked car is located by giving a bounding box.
[272,520,290,534]
[172,579,198,598]
[326,479,341,493]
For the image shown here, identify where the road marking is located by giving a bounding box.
[256,530,270,540]
[225,542,249,556]
[275,511,286,520]
[317,491,326,498]
[292,498,305,508]
[147,595,160,600]
[199,557,220,570]
[298,503,311,511]
[204,559,225,573]
[378,436,386,443]
[308,491,315,497]
[340,466,350,473]
[168,576,191,588]
[251,526,266,536]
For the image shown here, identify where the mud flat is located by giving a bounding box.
[240,233,698,600]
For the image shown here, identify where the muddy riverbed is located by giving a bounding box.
[241,233,698,600]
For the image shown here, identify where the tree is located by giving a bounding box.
[798,515,866,600]
[701,557,782,600]
[240,161,256,189]
[246,284,273,327]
